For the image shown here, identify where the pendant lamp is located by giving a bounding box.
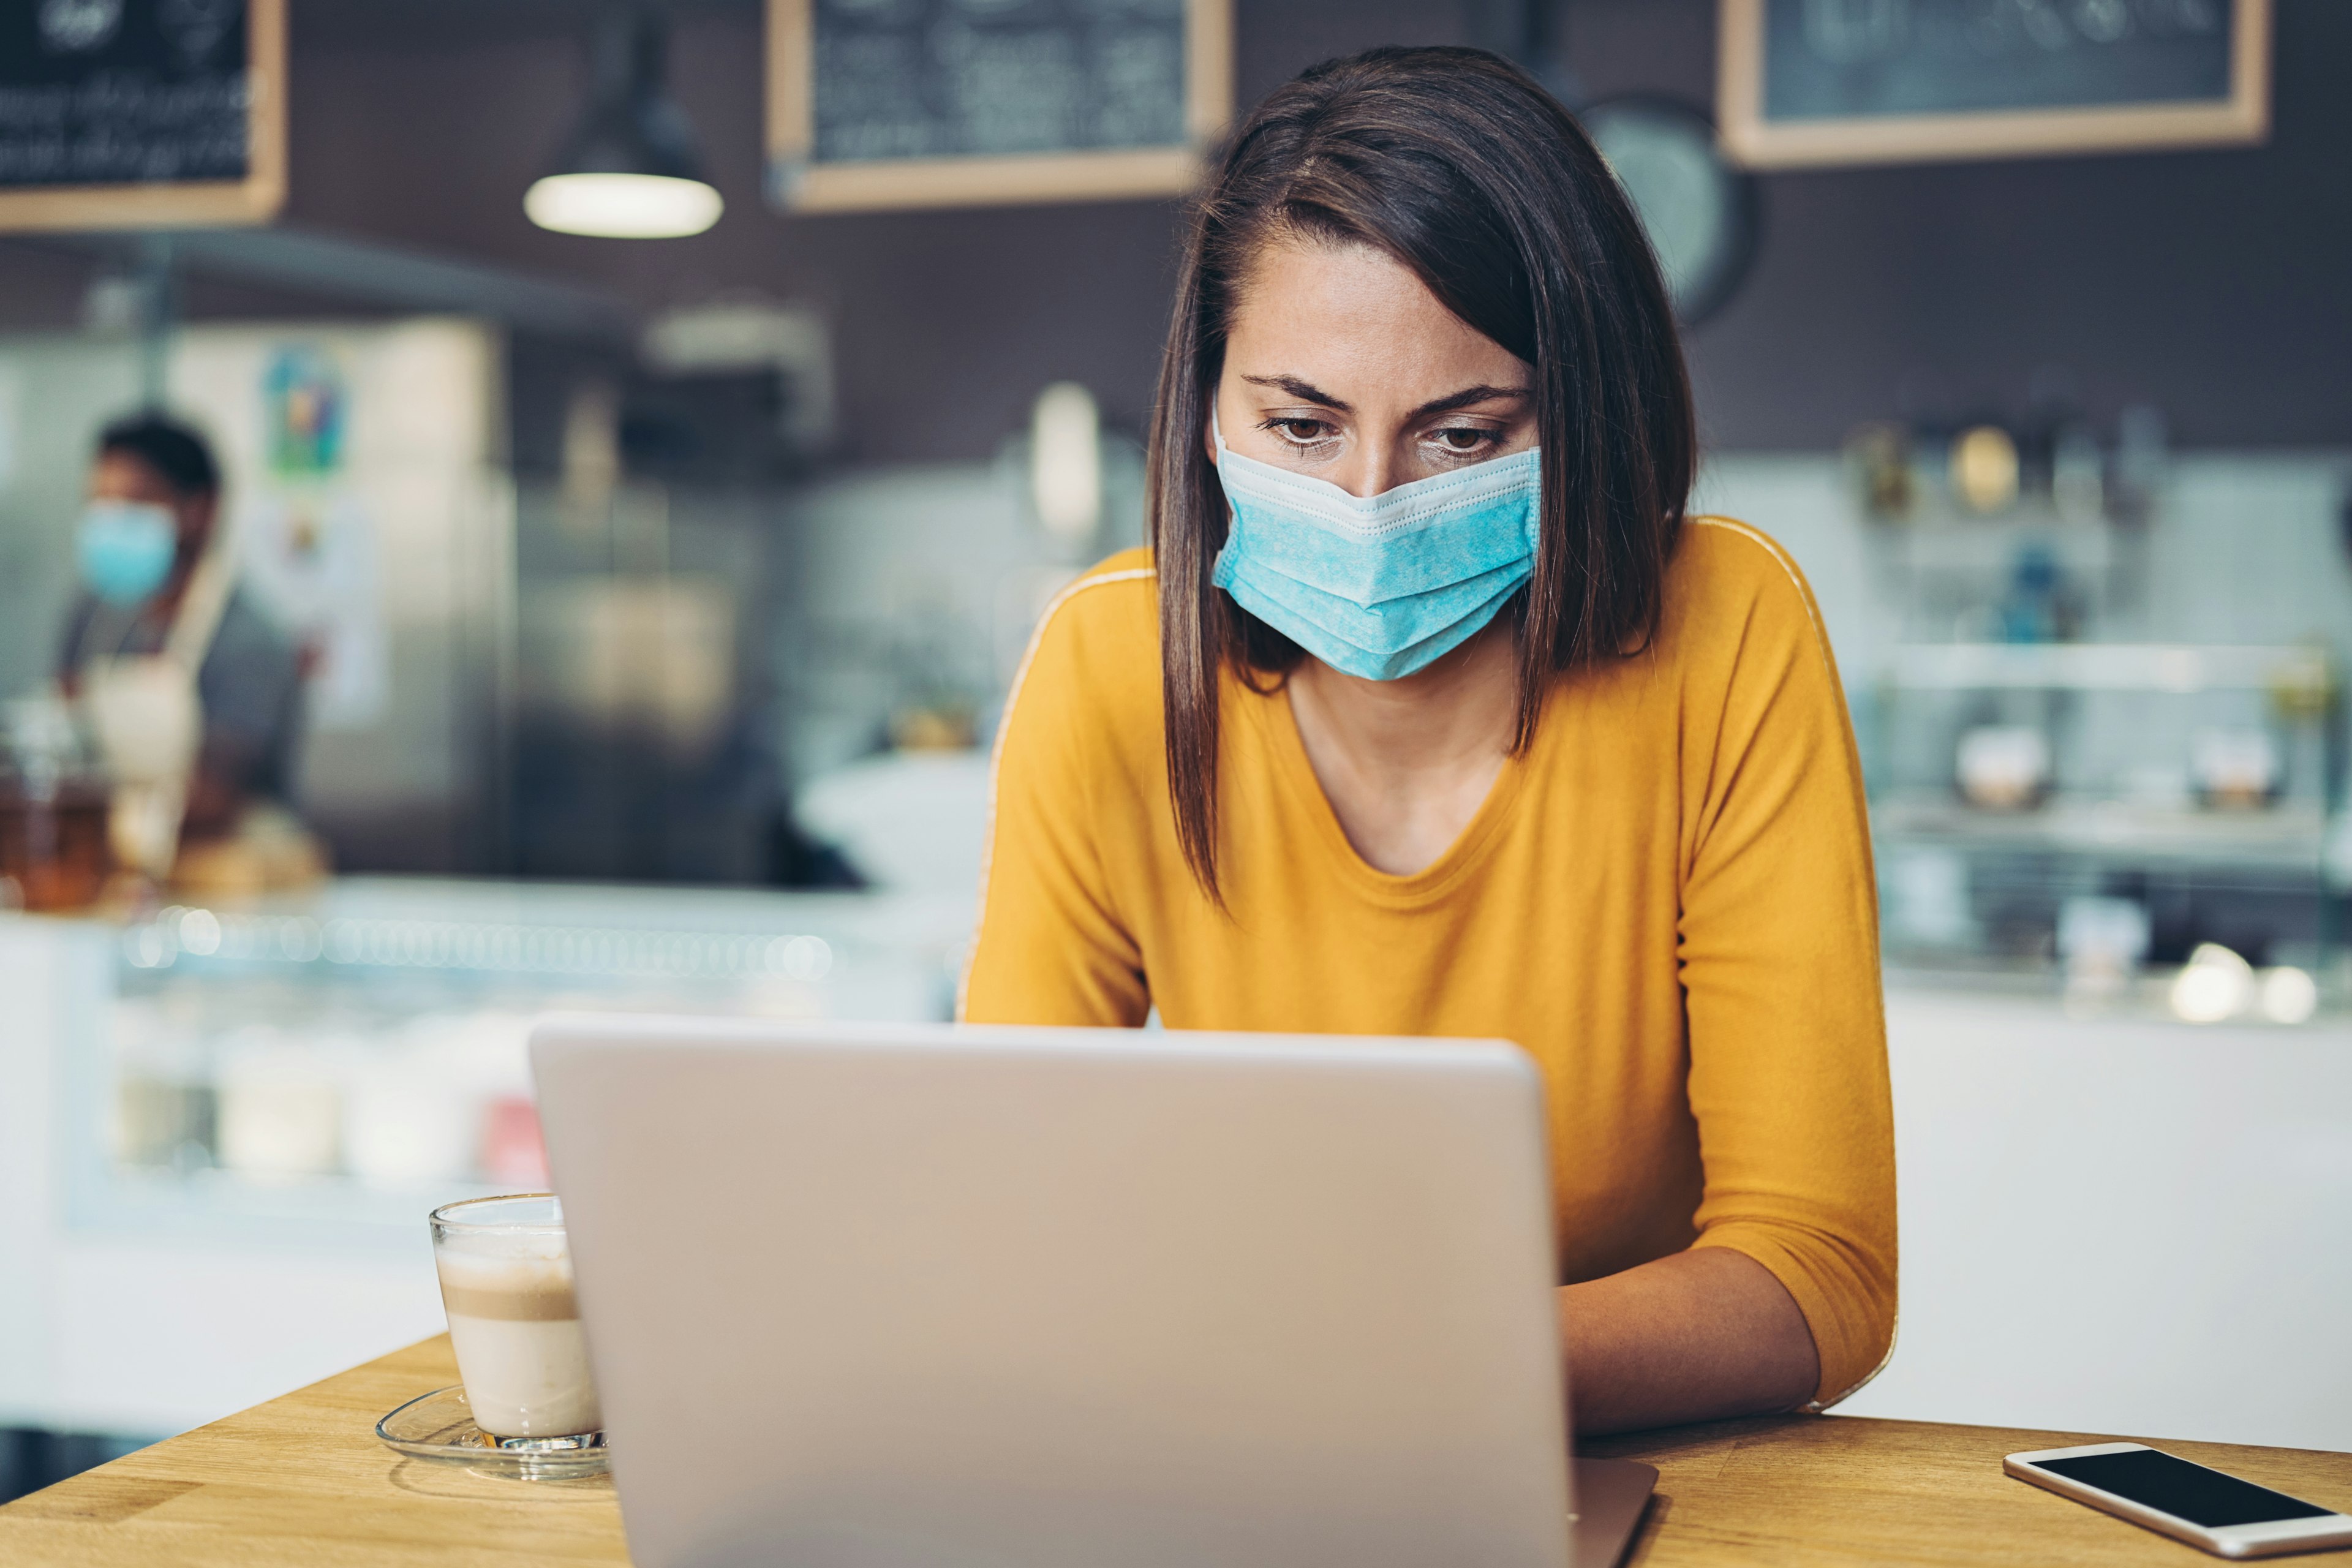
[526,9,723,239]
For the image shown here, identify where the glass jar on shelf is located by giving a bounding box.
[0,695,114,913]
[1870,641,2345,1017]
[72,879,967,1242]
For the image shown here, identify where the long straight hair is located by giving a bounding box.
[1146,46,1697,899]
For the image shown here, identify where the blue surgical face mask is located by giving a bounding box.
[1209,412,1541,680]
[77,502,179,607]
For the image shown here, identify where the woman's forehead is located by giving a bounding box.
[1227,236,1528,398]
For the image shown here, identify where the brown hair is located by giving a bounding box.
[1146,45,1696,899]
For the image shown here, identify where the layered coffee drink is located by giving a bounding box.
[430,1195,602,1440]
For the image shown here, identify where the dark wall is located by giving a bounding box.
[4,0,2346,458]
[1612,0,2352,451]
[270,1,1518,464]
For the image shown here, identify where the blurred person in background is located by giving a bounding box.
[965,48,1894,1436]
[57,413,318,889]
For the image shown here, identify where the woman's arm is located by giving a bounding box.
[961,563,1156,1027]
[1560,1248,1819,1435]
[1667,524,1899,1413]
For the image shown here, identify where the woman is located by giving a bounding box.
[963,47,1894,1436]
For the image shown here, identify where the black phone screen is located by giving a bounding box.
[2033,1449,2332,1529]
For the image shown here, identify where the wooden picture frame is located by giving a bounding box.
[1718,0,2269,170]
[766,0,1233,213]
[0,0,286,232]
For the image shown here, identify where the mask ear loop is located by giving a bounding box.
[1205,404,1244,574]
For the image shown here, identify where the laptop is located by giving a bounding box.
[532,1016,1657,1568]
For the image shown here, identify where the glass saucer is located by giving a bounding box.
[375,1385,609,1480]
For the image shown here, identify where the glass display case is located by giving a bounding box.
[0,878,971,1437]
[1856,499,2348,1017]
[66,878,970,1249]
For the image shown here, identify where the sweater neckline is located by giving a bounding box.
[1250,676,1532,907]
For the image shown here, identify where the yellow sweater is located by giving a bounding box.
[960,519,1896,1406]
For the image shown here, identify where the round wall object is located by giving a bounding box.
[1577,95,1760,326]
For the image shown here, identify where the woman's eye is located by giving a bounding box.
[1429,426,1499,455]
[1266,418,1335,446]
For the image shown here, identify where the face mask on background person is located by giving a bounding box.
[1208,412,1542,681]
[77,501,179,607]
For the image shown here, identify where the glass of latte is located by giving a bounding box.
[429,1193,603,1443]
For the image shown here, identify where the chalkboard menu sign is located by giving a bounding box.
[1719,0,2268,169]
[0,0,285,231]
[766,0,1232,213]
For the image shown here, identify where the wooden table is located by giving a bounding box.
[3,1335,2347,1566]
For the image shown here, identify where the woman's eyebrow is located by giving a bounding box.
[1412,383,1531,418]
[1239,377,1531,418]
[1242,373,1351,410]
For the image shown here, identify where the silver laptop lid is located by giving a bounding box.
[533,1017,1573,1568]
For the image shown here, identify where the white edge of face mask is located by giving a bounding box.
[1210,398,1539,521]
[1220,448,1540,540]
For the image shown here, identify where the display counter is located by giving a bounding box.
[2,879,2346,1453]
[0,877,969,1438]
[1843,983,2352,1453]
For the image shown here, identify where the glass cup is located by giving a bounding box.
[429,1193,603,1445]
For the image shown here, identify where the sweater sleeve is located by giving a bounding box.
[1675,523,1898,1408]
[959,569,1153,1028]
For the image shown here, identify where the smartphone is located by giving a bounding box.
[2006,1442,2352,1559]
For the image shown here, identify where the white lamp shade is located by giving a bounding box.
[1030,381,1102,545]
[526,173,723,239]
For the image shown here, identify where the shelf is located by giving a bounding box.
[1873,795,2327,875]
[25,881,977,1251]
[1883,960,2351,1025]
[1869,514,2124,574]
[1887,643,2329,694]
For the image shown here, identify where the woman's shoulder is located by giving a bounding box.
[1672,515,1815,607]
[1026,546,1158,665]
[1003,546,1163,736]
[1660,516,1834,665]
[1052,546,1159,618]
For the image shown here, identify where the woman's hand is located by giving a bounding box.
[1561,1247,1820,1435]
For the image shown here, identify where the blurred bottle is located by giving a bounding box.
[109,998,216,1173]
[2051,422,2105,522]
[1956,724,2051,811]
[1949,423,2020,515]
[216,1027,345,1182]
[1843,421,1914,522]
[0,695,113,911]
[482,1096,551,1186]
[2058,895,2150,999]
[1995,545,2079,643]
[2015,370,2069,507]
[2190,728,2280,812]
[2106,404,2169,527]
